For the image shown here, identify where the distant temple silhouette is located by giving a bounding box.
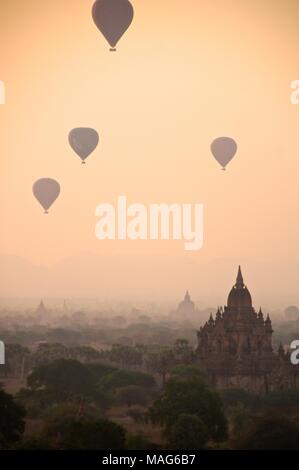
[171,289,201,321]
[35,299,47,316]
[177,290,196,315]
[196,266,299,393]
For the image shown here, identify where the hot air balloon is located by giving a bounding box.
[92,0,134,51]
[69,128,99,164]
[211,137,237,170]
[33,178,60,214]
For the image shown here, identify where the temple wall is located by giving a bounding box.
[211,373,299,394]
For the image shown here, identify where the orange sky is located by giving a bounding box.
[0,0,298,306]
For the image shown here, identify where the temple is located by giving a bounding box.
[177,291,196,315]
[196,267,299,393]
[170,289,201,322]
[35,299,47,317]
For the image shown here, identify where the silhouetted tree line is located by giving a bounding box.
[1,357,299,450]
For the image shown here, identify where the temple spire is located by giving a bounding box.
[236,266,244,288]
[184,290,191,302]
[36,299,47,316]
[258,308,264,320]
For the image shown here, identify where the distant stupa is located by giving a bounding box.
[36,299,47,316]
[176,290,196,315]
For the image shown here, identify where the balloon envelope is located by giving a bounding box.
[33,178,60,213]
[211,137,237,169]
[69,128,99,163]
[92,0,134,50]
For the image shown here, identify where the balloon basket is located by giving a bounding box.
[109,48,117,52]
[44,211,49,214]
[82,161,86,165]
[222,167,226,171]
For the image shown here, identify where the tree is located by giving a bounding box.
[145,349,175,386]
[126,433,157,450]
[167,414,208,449]
[87,363,115,379]
[237,413,299,450]
[32,343,69,367]
[126,406,146,423]
[41,405,125,449]
[173,339,194,364]
[115,385,148,408]
[43,402,101,441]
[149,376,228,443]
[0,389,26,448]
[108,345,143,368]
[261,389,299,409]
[58,419,126,450]
[219,388,260,410]
[98,369,155,391]
[171,364,206,381]
[27,359,96,400]
[16,435,53,450]
[0,344,30,378]
[228,403,253,443]
[69,346,101,363]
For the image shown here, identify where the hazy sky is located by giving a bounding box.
[0,0,298,306]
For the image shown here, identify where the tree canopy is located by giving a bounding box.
[98,369,155,391]
[237,414,299,450]
[27,359,96,399]
[167,413,208,449]
[149,375,228,444]
[0,389,26,448]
